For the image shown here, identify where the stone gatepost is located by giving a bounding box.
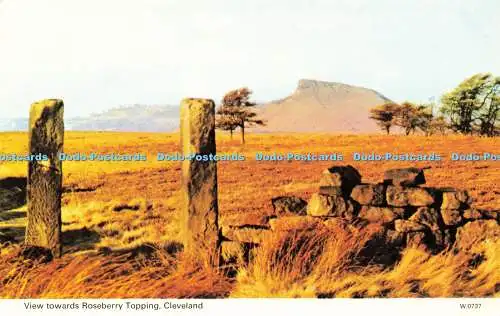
[180,98,220,267]
[25,99,64,258]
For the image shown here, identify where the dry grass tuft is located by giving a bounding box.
[0,243,233,298]
[231,222,500,298]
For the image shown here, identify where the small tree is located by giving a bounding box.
[369,102,401,135]
[395,102,422,135]
[441,73,500,136]
[413,103,436,136]
[476,79,500,137]
[216,87,265,143]
[429,116,449,135]
[215,110,239,139]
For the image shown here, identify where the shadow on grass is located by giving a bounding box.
[62,227,102,254]
[98,241,184,259]
[0,210,26,222]
[0,177,27,212]
[0,226,25,244]
[0,227,103,253]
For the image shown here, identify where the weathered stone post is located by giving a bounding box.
[25,99,64,258]
[180,98,220,267]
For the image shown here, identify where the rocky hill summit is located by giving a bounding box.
[253,79,392,133]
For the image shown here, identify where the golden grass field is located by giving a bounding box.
[0,132,499,298]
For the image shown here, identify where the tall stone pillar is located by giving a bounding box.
[25,99,64,258]
[180,98,220,267]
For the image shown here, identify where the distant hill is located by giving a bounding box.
[0,105,179,132]
[252,79,392,133]
[67,104,179,132]
[0,118,28,131]
[0,80,393,133]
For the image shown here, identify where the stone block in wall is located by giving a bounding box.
[322,217,353,231]
[406,231,428,249]
[409,207,441,231]
[319,165,361,195]
[394,219,427,233]
[441,190,471,209]
[463,208,483,220]
[306,193,355,219]
[318,186,344,196]
[351,184,386,206]
[383,167,426,187]
[462,208,499,222]
[358,206,405,225]
[386,186,435,207]
[409,207,456,251]
[441,208,463,226]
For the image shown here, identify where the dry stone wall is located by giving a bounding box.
[221,165,500,265]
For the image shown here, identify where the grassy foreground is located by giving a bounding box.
[0,132,498,298]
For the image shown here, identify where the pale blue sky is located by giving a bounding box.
[0,0,499,118]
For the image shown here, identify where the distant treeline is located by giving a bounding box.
[370,73,499,137]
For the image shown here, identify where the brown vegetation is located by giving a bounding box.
[0,132,498,298]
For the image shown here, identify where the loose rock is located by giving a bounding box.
[271,196,307,216]
[306,193,346,217]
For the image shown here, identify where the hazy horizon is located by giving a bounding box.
[1,0,499,118]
